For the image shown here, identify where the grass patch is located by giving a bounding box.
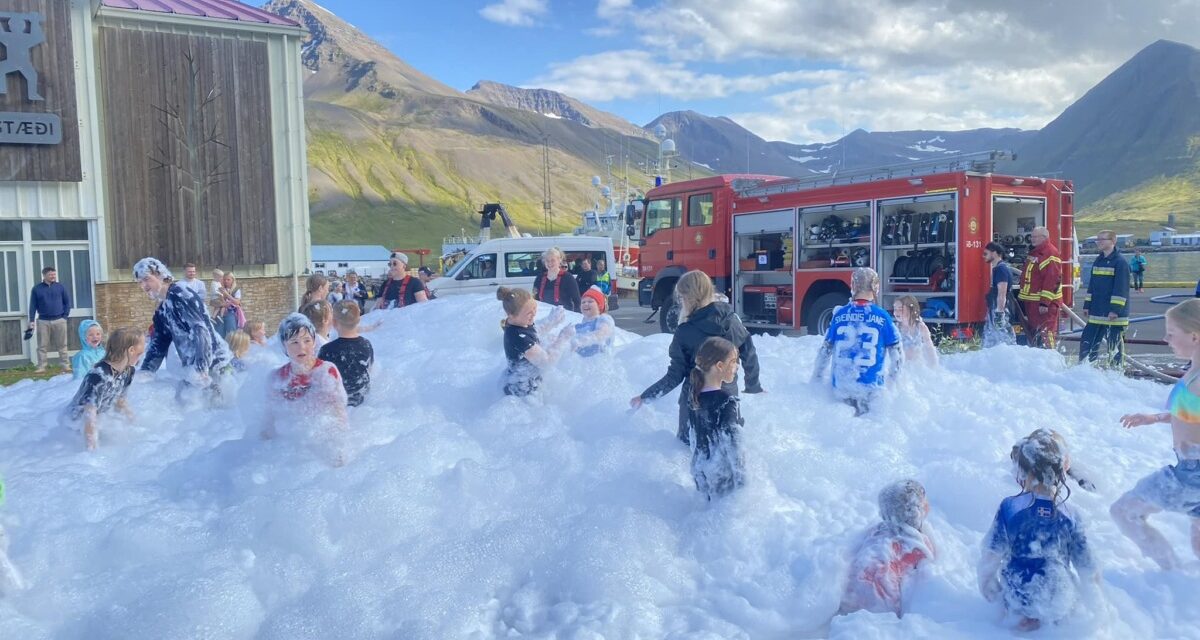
[0,365,63,387]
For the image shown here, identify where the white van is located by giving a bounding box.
[428,236,618,307]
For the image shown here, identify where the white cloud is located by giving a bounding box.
[531,49,844,102]
[531,0,1200,142]
[480,0,548,27]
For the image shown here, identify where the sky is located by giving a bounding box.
[310,0,1200,144]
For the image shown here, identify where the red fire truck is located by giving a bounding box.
[634,151,1076,336]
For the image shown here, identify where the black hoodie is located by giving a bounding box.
[640,301,763,402]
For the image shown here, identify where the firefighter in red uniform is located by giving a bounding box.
[1017,226,1062,348]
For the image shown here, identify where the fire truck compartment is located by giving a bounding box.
[877,193,959,321]
[991,196,1046,264]
[798,201,872,269]
[733,209,794,328]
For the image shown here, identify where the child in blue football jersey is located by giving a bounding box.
[978,429,1100,631]
[811,268,902,416]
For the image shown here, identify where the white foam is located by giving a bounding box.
[0,295,1194,637]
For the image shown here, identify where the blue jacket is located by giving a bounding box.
[1083,249,1130,325]
[29,281,71,322]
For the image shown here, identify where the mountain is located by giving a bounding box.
[646,111,1035,177]
[262,0,666,253]
[1014,40,1200,205]
[466,81,649,139]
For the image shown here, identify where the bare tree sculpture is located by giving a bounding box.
[149,48,232,260]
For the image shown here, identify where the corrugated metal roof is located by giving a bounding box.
[311,245,393,262]
[99,0,300,27]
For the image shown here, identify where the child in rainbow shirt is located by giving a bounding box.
[1113,298,1200,570]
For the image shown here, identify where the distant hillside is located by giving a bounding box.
[1012,40,1200,205]
[466,81,649,139]
[263,0,666,252]
[645,110,1034,177]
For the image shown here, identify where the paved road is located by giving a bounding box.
[611,288,1195,356]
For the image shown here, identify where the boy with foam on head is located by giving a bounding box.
[840,479,936,617]
[262,313,349,466]
[319,301,375,407]
[811,267,903,416]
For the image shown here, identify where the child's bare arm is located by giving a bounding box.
[83,406,99,451]
[1120,412,1170,429]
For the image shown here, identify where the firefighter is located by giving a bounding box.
[1017,226,1062,349]
[1079,230,1130,366]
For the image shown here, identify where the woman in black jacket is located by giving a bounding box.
[631,270,763,443]
[532,247,581,312]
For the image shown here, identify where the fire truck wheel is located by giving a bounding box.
[806,292,847,336]
[659,294,681,334]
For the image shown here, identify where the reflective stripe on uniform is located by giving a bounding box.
[1111,296,1127,306]
[1087,317,1130,326]
[1092,267,1115,276]
[1039,256,1062,269]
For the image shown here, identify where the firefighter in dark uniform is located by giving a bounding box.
[1079,230,1130,366]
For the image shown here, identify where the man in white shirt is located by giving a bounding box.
[180,263,207,299]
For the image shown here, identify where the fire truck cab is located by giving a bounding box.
[636,152,1075,336]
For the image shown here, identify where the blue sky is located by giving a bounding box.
[308,0,1200,144]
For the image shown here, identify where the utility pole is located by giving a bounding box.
[542,137,553,235]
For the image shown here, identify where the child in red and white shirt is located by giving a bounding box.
[261,313,349,466]
[839,479,936,617]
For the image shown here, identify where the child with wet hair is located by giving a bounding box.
[262,313,349,466]
[226,330,250,372]
[840,479,935,617]
[978,429,1099,631]
[319,301,375,407]
[67,328,145,451]
[686,336,746,500]
[300,300,334,348]
[497,286,567,396]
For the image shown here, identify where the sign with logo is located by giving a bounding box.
[0,1,80,181]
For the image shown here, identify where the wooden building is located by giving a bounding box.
[0,0,309,365]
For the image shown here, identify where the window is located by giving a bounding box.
[459,253,497,280]
[0,221,20,242]
[688,193,714,226]
[32,248,92,309]
[505,252,542,277]
[644,197,681,235]
[0,249,18,313]
[30,221,87,241]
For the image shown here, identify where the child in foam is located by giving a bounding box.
[67,328,145,451]
[300,300,334,349]
[261,314,349,467]
[891,295,938,367]
[70,319,106,380]
[319,301,375,407]
[245,320,269,348]
[561,286,615,357]
[633,270,763,443]
[811,267,902,417]
[226,330,251,373]
[839,480,935,617]
[497,286,568,397]
[0,475,25,595]
[685,336,746,500]
[134,257,233,402]
[978,429,1099,632]
[1113,298,1200,570]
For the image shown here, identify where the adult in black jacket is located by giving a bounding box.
[575,257,597,293]
[631,270,763,442]
[532,247,581,312]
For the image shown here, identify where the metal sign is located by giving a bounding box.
[0,12,45,102]
[0,111,59,143]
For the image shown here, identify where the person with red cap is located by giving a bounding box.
[563,286,615,357]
